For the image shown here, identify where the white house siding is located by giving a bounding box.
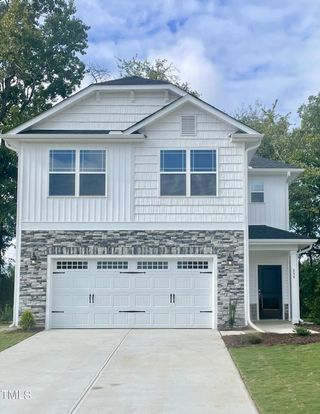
[133,103,245,224]
[248,174,289,230]
[32,91,178,131]
[20,143,132,224]
[249,250,290,320]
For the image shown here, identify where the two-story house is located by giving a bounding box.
[3,76,315,329]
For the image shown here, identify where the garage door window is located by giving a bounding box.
[56,261,88,270]
[97,261,128,270]
[177,261,209,269]
[137,261,169,270]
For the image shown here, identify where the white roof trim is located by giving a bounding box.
[124,94,262,135]
[5,83,185,135]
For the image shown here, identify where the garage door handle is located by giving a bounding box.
[89,294,91,304]
[118,310,146,313]
[173,293,175,303]
[170,294,172,303]
[92,294,95,304]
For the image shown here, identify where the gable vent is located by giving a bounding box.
[181,115,196,135]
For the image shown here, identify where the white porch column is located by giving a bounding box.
[290,251,300,324]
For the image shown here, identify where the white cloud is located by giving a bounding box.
[75,0,320,122]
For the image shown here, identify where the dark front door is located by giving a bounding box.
[258,265,282,319]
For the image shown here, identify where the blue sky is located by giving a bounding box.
[75,0,320,124]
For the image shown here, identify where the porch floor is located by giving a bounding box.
[253,320,295,334]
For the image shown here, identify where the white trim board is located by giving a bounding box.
[21,222,245,231]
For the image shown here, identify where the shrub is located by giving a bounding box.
[228,299,237,328]
[19,310,36,331]
[243,333,263,345]
[0,304,13,323]
[294,325,311,336]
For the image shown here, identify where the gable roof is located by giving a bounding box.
[250,155,298,169]
[124,93,262,136]
[97,76,171,86]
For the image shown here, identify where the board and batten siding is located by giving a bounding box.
[20,143,132,224]
[32,91,177,131]
[133,103,245,223]
[248,174,289,230]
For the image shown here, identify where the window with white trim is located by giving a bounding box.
[160,150,186,196]
[160,149,217,196]
[190,150,216,196]
[49,149,106,196]
[250,181,264,203]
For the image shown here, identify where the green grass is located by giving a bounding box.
[230,343,320,414]
[0,331,35,352]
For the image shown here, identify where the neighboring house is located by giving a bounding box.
[2,76,316,329]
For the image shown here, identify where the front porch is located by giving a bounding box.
[249,225,316,325]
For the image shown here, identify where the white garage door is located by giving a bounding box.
[50,258,213,328]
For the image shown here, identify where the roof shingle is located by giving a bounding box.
[249,225,311,240]
[249,155,298,169]
[97,76,171,86]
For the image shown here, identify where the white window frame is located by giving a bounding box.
[250,180,264,203]
[48,148,107,197]
[159,148,218,197]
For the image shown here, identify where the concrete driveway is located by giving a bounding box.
[0,330,257,414]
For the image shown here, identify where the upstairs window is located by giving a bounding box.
[160,150,186,196]
[181,115,196,135]
[160,149,217,197]
[80,150,106,196]
[250,181,264,202]
[49,150,76,196]
[49,149,106,196]
[190,150,216,196]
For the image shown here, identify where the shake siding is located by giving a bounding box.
[133,104,244,223]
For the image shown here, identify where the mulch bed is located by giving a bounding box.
[223,332,320,348]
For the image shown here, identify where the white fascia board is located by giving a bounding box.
[248,168,304,183]
[249,239,317,251]
[5,84,184,135]
[125,94,263,135]
[231,133,264,143]
[3,133,146,145]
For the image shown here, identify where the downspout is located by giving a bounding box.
[244,142,264,333]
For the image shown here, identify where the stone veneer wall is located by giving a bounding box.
[19,230,245,328]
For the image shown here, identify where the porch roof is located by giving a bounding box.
[249,225,317,250]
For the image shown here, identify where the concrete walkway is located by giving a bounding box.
[0,330,257,414]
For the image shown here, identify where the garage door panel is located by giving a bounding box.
[194,313,212,326]
[153,277,170,289]
[95,278,112,288]
[153,313,171,326]
[71,312,90,326]
[194,295,211,307]
[194,277,211,289]
[153,294,170,307]
[134,295,151,306]
[114,278,130,289]
[134,277,151,289]
[175,295,193,307]
[113,313,130,325]
[175,277,192,289]
[113,295,130,306]
[94,295,112,307]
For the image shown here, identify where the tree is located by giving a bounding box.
[0,0,89,277]
[236,100,291,160]
[88,56,199,96]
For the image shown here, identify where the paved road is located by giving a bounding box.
[0,329,257,414]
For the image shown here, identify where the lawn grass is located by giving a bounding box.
[0,331,36,352]
[230,343,320,414]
